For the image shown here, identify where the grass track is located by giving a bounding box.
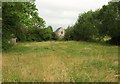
[2,41,118,82]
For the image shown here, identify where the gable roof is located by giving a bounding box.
[55,27,63,32]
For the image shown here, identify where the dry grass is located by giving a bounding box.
[2,41,118,82]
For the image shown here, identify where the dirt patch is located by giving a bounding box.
[24,44,31,47]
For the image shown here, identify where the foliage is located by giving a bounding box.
[65,10,100,41]
[26,26,43,42]
[74,10,99,41]
[42,26,53,41]
[65,2,120,45]
[64,26,74,40]
[98,2,120,44]
[2,2,47,50]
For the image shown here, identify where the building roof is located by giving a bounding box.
[55,27,64,32]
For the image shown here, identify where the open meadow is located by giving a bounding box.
[2,41,118,82]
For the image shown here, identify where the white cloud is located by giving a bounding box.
[35,0,111,31]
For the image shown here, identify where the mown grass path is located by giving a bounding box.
[2,41,118,82]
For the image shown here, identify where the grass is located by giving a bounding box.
[2,41,118,82]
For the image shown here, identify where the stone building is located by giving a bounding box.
[55,27,65,39]
[8,34,17,45]
[10,37,17,45]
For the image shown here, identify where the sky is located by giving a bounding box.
[35,0,111,31]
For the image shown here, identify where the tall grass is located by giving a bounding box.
[2,41,118,82]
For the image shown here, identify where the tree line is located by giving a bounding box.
[2,1,57,50]
[2,1,120,51]
[65,1,120,45]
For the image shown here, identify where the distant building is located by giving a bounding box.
[10,37,17,45]
[8,34,17,45]
[55,27,65,39]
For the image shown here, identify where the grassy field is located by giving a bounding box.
[2,41,118,82]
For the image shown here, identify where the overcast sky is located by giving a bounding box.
[35,0,111,31]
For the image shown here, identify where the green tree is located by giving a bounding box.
[43,26,53,41]
[73,10,99,41]
[2,2,45,50]
[64,26,74,40]
[98,2,120,44]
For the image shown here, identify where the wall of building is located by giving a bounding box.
[55,27,65,39]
